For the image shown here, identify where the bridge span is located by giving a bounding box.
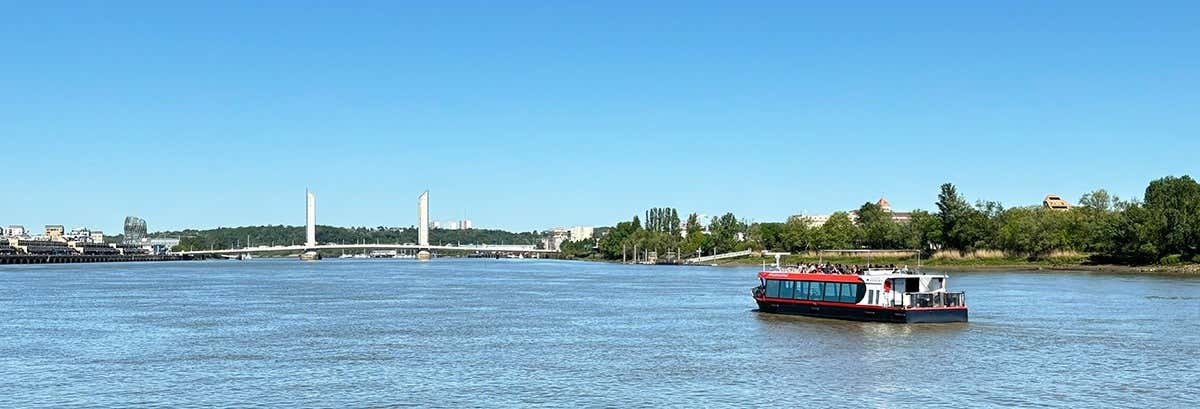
[174,189,558,259]
[175,243,554,256]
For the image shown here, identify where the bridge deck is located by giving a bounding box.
[175,243,555,255]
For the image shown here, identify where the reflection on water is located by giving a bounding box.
[0,260,1196,407]
[754,311,970,337]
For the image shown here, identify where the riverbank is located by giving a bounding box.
[0,254,197,265]
[708,255,1200,275]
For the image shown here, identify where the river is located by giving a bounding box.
[1,259,1196,407]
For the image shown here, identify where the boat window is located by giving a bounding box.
[840,283,857,303]
[794,281,809,300]
[809,282,824,300]
[779,280,794,299]
[766,280,780,298]
[823,282,839,302]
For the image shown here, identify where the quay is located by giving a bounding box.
[0,254,196,265]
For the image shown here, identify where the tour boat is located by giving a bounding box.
[752,267,968,323]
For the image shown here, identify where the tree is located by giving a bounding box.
[685,213,702,238]
[818,212,859,249]
[936,183,972,250]
[783,216,816,252]
[1143,176,1200,259]
[1097,202,1158,263]
[748,222,786,251]
[598,220,640,259]
[905,210,941,251]
[856,202,902,249]
[995,207,1073,258]
[1079,189,1115,212]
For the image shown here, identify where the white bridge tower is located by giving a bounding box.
[417,191,431,260]
[300,189,321,260]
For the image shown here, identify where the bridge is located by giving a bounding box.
[171,189,556,258]
[177,243,554,256]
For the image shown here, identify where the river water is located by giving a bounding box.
[1,259,1196,407]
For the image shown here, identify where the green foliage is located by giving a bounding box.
[708,213,747,254]
[598,220,641,259]
[1160,254,1183,265]
[1143,176,1200,258]
[906,210,940,251]
[590,175,1200,267]
[1079,189,1116,212]
[165,225,542,252]
[856,202,904,249]
[782,216,817,252]
[559,238,599,259]
[994,207,1073,257]
[818,212,858,249]
[748,222,786,252]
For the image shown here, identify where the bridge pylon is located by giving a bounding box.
[300,189,321,261]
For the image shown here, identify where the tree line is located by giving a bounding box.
[163,225,544,252]
[563,175,1200,265]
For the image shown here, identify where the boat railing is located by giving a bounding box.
[751,286,765,298]
[899,291,966,309]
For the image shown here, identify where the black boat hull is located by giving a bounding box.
[756,300,967,323]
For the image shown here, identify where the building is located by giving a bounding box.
[796,197,911,227]
[66,227,93,243]
[3,225,25,238]
[567,226,594,241]
[44,225,65,242]
[124,216,147,244]
[542,229,571,251]
[548,226,595,243]
[873,197,913,223]
[431,219,474,230]
[787,213,831,228]
[141,237,180,254]
[1043,194,1072,211]
[90,231,105,244]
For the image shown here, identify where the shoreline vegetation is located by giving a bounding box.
[138,175,1200,276]
[561,175,1200,275]
[706,251,1200,275]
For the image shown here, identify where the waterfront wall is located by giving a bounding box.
[0,254,197,265]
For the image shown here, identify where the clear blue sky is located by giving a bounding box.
[2,1,1196,233]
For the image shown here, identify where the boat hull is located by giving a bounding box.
[756,300,967,323]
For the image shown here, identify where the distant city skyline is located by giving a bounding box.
[2,2,1195,233]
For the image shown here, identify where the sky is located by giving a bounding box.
[1,1,1197,233]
